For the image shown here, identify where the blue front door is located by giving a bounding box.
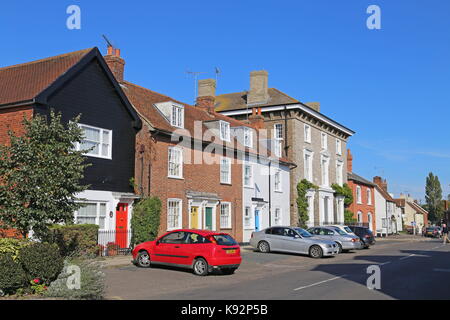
[255,209,260,231]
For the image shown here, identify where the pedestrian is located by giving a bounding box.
[442,224,449,244]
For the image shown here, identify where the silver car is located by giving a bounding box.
[249,226,339,258]
[307,226,363,253]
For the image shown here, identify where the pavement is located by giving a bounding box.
[103,235,450,300]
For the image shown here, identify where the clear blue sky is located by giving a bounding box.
[1,0,449,202]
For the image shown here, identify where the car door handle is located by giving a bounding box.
[174,246,181,248]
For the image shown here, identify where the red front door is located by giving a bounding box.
[115,203,128,248]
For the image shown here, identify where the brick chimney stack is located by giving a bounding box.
[104,46,125,83]
[196,79,216,114]
[247,70,269,106]
[373,176,388,192]
[306,102,321,112]
[248,107,265,129]
[347,149,353,173]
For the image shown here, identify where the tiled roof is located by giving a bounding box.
[215,88,298,112]
[407,201,428,215]
[122,81,293,165]
[393,198,406,207]
[374,185,394,202]
[0,49,93,106]
[348,172,376,187]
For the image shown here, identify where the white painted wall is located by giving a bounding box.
[242,155,290,242]
[374,188,388,236]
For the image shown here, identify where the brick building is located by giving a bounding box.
[346,149,376,231]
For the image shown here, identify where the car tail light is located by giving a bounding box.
[351,238,358,242]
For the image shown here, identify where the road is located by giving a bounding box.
[104,237,450,300]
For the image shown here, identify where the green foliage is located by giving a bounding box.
[45,258,105,300]
[0,253,28,295]
[0,238,30,261]
[344,209,357,224]
[42,224,100,257]
[331,183,354,207]
[0,111,91,237]
[18,242,64,285]
[425,172,444,223]
[296,179,318,228]
[131,197,162,246]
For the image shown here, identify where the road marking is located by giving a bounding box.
[433,268,450,273]
[399,254,416,260]
[293,275,347,291]
[379,261,391,266]
[432,245,446,250]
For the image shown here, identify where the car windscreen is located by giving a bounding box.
[333,228,347,236]
[213,234,238,246]
[294,228,313,237]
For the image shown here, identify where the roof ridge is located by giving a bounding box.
[0,48,94,71]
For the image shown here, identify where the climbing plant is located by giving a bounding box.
[296,179,318,228]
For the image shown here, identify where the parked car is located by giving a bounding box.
[348,226,376,249]
[250,226,339,259]
[307,226,363,253]
[424,226,441,238]
[325,224,356,236]
[132,229,242,276]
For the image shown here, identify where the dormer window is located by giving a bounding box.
[243,127,253,148]
[220,121,231,142]
[171,104,184,128]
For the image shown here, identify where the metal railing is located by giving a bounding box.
[97,229,133,257]
[316,221,370,228]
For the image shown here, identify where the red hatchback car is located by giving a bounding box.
[132,229,242,276]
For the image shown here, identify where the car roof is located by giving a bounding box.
[168,229,229,237]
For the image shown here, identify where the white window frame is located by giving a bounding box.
[336,138,342,155]
[321,132,328,150]
[243,127,253,148]
[244,163,253,188]
[367,188,372,205]
[75,202,108,230]
[336,160,344,186]
[170,104,184,128]
[167,199,182,230]
[220,202,232,229]
[357,211,363,223]
[356,186,362,204]
[274,169,282,192]
[274,207,281,226]
[168,146,183,179]
[321,155,330,187]
[220,157,231,184]
[304,149,314,182]
[219,121,231,142]
[273,124,283,157]
[244,206,253,229]
[304,124,311,143]
[76,123,113,160]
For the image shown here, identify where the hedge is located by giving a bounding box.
[43,224,99,257]
[0,238,30,261]
[0,253,28,295]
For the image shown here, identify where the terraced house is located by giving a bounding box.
[104,48,292,243]
[216,71,355,227]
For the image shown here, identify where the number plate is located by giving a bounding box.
[226,250,236,254]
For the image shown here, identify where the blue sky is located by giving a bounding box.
[1,0,449,201]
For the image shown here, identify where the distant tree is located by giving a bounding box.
[425,172,444,223]
[0,111,90,238]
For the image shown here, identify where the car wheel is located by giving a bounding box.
[193,258,209,276]
[136,250,151,268]
[336,242,343,254]
[222,268,237,275]
[309,245,323,259]
[258,241,270,253]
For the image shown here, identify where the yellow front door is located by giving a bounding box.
[190,207,199,229]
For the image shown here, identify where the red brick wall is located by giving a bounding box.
[135,127,244,242]
[348,180,376,230]
[0,106,33,145]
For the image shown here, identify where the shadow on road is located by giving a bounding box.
[309,247,450,300]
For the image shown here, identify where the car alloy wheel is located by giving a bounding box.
[137,251,151,268]
[193,258,209,276]
[258,241,270,253]
[309,245,323,259]
[336,242,343,254]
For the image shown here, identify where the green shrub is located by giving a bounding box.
[43,224,99,257]
[0,253,28,295]
[18,242,64,285]
[45,258,105,300]
[0,238,30,261]
[131,197,162,246]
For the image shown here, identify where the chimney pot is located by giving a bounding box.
[247,70,269,106]
[104,46,125,83]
